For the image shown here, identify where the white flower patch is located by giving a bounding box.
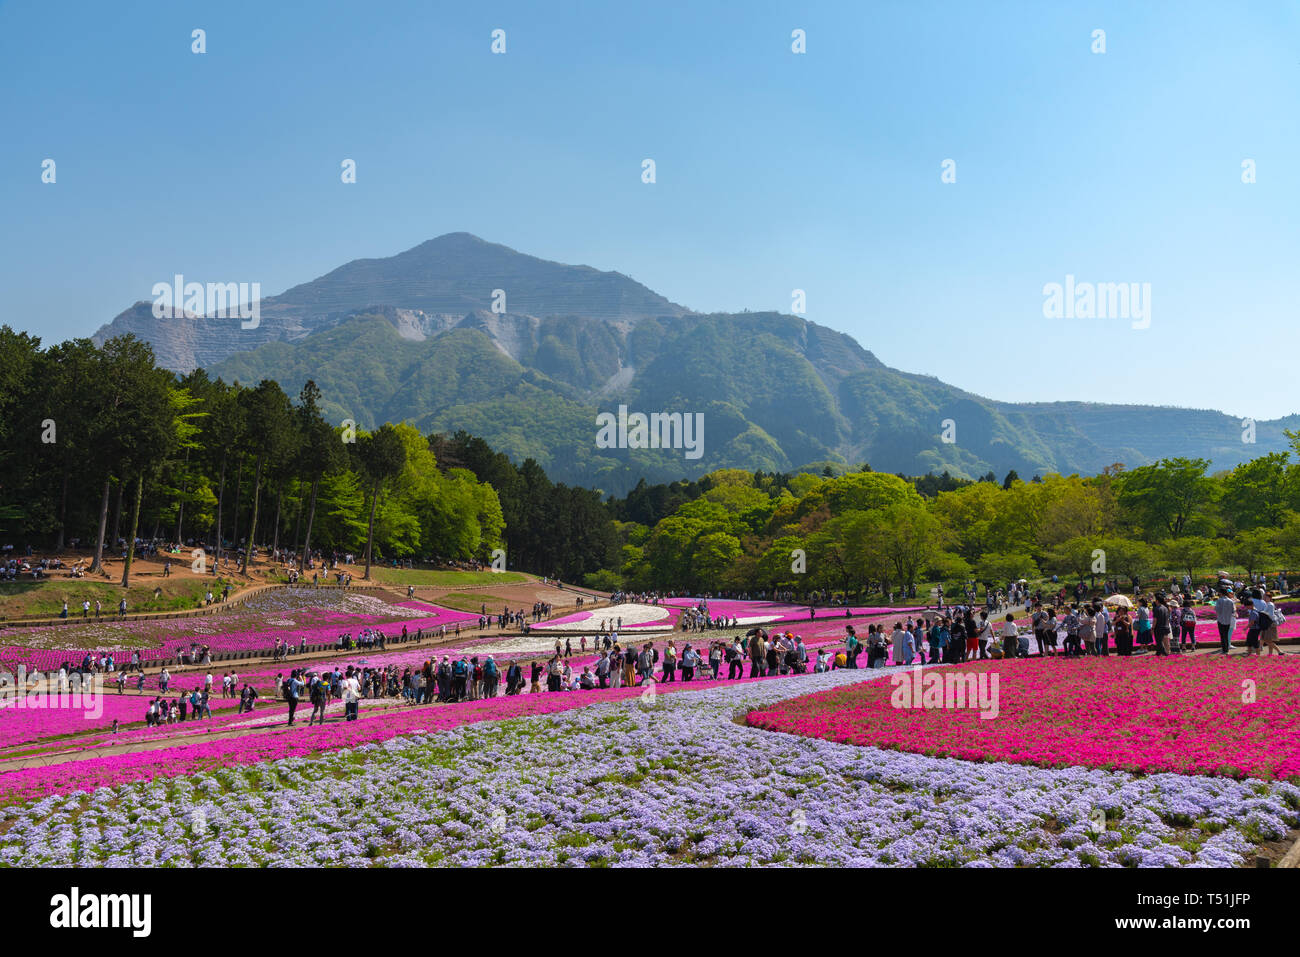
[533,603,672,632]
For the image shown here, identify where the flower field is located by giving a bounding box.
[746,657,1300,780]
[534,599,922,632]
[0,593,480,673]
[1,668,1296,867]
[0,591,1296,868]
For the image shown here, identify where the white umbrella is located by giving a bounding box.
[1103,594,1133,608]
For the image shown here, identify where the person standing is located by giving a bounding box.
[999,614,1018,659]
[1114,606,1134,656]
[1177,601,1198,652]
[728,638,745,680]
[342,669,361,720]
[1078,606,1096,656]
[622,646,636,687]
[1214,589,1237,654]
[1152,593,1171,657]
[1134,599,1153,652]
[844,626,861,669]
[662,640,677,682]
[609,646,623,688]
[1061,606,1081,657]
[1094,602,1111,657]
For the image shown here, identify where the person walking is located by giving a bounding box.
[662,641,677,683]
[308,675,328,725]
[976,611,993,660]
[680,644,698,681]
[1254,589,1284,656]
[285,673,302,725]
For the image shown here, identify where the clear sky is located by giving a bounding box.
[1,0,1296,418]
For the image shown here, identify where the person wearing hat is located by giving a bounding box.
[680,643,699,681]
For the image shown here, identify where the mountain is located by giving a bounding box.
[92,234,1299,495]
[91,233,689,371]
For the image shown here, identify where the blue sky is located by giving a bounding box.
[1,0,1296,418]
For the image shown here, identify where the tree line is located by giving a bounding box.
[5,326,1298,595]
[603,451,1300,597]
[0,329,504,581]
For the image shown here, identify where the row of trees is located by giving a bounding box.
[0,329,504,581]
[5,325,1297,595]
[606,451,1300,596]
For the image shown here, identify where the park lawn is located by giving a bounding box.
[428,591,527,613]
[0,576,234,619]
[362,568,527,588]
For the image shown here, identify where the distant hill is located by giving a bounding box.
[92,234,1300,495]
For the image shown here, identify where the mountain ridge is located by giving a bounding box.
[89,234,1299,494]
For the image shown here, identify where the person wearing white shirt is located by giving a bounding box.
[1093,603,1111,657]
[976,612,994,660]
[342,671,361,720]
[999,614,1019,659]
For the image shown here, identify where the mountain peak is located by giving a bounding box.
[91,235,690,371]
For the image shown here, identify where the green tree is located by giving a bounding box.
[974,551,1039,585]
[1219,528,1279,578]
[860,501,946,591]
[1221,453,1289,530]
[1162,535,1219,580]
[355,423,408,579]
[237,380,295,575]
[1095,537,1161,590]
[1116,457,1216,539]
